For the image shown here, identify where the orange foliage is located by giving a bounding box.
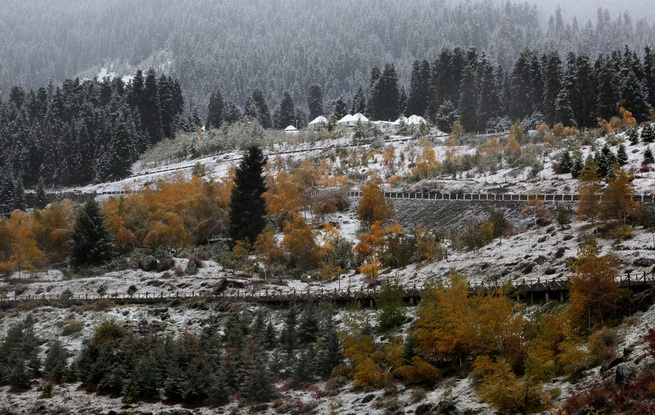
[356,181,395,225]
[568,241,621,330]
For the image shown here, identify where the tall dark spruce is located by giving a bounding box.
[70,199,113,268]
[229,146,267,245]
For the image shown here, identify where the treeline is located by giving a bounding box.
[203,46,655,138]
[3,0,655,114]
[0,69,189,195]
[343,46,655,133]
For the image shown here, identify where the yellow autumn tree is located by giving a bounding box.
[6,211,44,274]
[412,138,439,178]
[600,166,642,227]
[568,240,621,330]
[253,226,286,271]
[354,220,387,278]
[414,271,475,365]
[576,159,603,223]
[282,215,323,270]
[356,181,395,226]
[32,200,75,262]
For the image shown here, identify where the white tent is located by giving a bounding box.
[337,113,369,127]
[336,114,356,125]
[407,115,427,125]
[308,115,328,129]
[284,125,299,133]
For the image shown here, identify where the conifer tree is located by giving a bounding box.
[510,49,538,121]
[223,101,242,125]
[142,69,164,145]
[596,60,619,121]
[370,64,400,121]
[244,89,272,129]
[229,145,267,245]
[205,88,225,130]
[458,57,478,132]
[275,91,296,129]
[351,86,367,115]
[477,56,501,131]
[617,144,628,166]
[643,124,655,143]
[543,51,562,126]
[308,84,324,120]
[316,316,342,376]
[573,54,597,129]
[554,81,576,126]
[332,96,348,119]
[35,178,48,210]
[620,69,651,123]
[407,60,430,116]
[70,199,113,268]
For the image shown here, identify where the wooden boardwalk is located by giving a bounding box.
[2,271,653,309]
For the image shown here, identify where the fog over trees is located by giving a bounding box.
[1,0,655,115]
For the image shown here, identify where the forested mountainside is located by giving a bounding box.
[2,0,655,115]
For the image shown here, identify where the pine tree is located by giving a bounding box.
[351,86,367,115]
[205,88,225,130]
[435,101,458,133]
[510,49,538,121]
[275,91,296,129]
[35,178,48,209]
[477,56,501,131]
[316,316,342,376]
[142,69,164,145]
[617,144,628,166]
[555,81,576,126]
[0,170,17,218]
[573,54,597,129]
[332,96,348,119]
[643,124,655,143]
[620,69,651,123]
[543,51,562,126]
[458,57,478,132]
[370,64,400,121]
[308,84,324,120]
[596,59,619,121]
[407,60,430,116]
[223,101,241,125]
[70,199,113,268]
[298,304,320,344]
[229,145,267,245]
[244,89,272,129]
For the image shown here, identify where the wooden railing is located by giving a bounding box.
[2,271,653,307]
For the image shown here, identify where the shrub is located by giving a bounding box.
[61,320,83,336]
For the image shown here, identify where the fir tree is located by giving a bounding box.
[244,89,272,129]
[458,57,478,132]
[435,100,458,133]
[573,54,597,129]
[555,81,576,126]
[205,88,225,130]
[228,145,267,245]
[510,49,538,121]
[275,91,296,129]
[477,56,501,131]
[44,341,69,383]
[70,199,113,268]
[316,316,342,376]
[308,84,324,120]
[596,59,619,121]
[407,59,430,117]
[298,304,320,344]
[351,86,367,115]
[35,178,48,209]
[142,69,164,145]
[332,96,348,119]
[0,170,17,217]
[369,64,400,121]
[617,144,628,166]
[543,51,562,126]
[559,151,572,174]
[620,68,651,122]
[643,124,655,143]
[223,101,242,125]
